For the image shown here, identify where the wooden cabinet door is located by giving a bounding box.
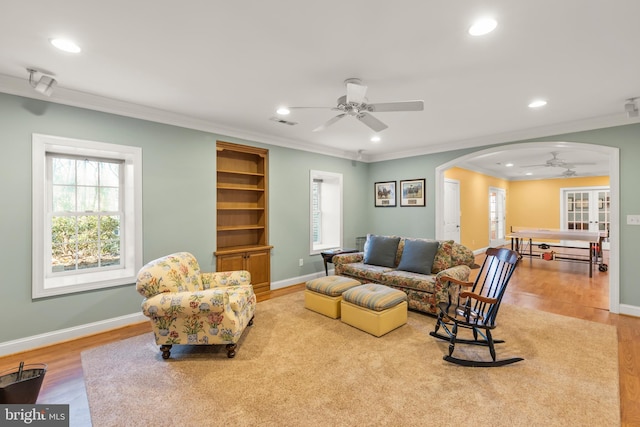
[245,249,271,294]
[216,252,246,272]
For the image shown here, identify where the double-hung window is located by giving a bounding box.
[32,134,142,298]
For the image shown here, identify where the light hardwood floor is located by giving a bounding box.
[1,256,638,426]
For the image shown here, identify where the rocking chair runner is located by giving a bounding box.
[430,247,522,367]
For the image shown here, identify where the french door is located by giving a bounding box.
[562,187,610,247]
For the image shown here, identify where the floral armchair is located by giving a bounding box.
[136,252,256,359]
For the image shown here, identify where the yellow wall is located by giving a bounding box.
[444,167,509,250]
[508,176,609,231]
[445,167,609,251]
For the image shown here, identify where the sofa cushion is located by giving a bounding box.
[364,234,401,267]
[396,239,439,274]
[380,270,437,293]
[338,262,394,282]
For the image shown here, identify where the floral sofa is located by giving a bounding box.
[136,252,256,359]
[333,235,475,315]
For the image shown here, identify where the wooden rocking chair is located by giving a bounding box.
[430,247,522,367]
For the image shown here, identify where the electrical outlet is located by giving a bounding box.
[299,258,304,267]
[627,215,640,225]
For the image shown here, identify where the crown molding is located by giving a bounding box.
[2,72,638,164]
[0,73,351,161]
[368,113,640,162]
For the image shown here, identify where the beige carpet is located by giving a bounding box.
[82,291,619,427]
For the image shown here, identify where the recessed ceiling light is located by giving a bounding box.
[370,135,381,143]
[276,107,290,115]
[525,172,533,176]
[528,100,547,108]
[505,163,514,167]
[468,17,497,36]
[50,38,81,53]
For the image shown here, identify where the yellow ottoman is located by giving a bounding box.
[305,276,362,318]
[340,284,408,337]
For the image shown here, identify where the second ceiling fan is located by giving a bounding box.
[286,78,424,132]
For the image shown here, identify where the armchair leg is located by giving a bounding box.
[226,343,237,358]
[248,316,254,326]
[160,345,172,360]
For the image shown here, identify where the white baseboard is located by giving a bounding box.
[270,270,327,290]
[619,303,640,318]
[0,273,323,357]
[473,246,489,255]
[0,312,147,357]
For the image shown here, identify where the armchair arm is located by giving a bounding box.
[332,252,364,265]
[201,270,251,289]
[141,289,227,317]
[434,264,472,305]
[227,284,256,313]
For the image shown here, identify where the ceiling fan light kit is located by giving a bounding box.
[282,78,424,133]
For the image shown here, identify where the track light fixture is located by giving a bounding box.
[27,68,57,96]
[625,97,639,118]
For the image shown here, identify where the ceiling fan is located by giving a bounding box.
[284,78,424,132]
[561,167,578,177]
[520,151,596,169]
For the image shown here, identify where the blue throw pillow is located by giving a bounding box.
[396,239,440,275]
[363,235,401,267]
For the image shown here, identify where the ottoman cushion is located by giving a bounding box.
[340,284,408,337]
[305,276,362,319]
[342,283,407,311]
[306,276,362,296]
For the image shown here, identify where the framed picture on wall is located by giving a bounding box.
[400,179,426,207]
[374,181,397,207]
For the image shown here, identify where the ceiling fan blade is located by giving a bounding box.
[312,113,346,132]
[356,112,388,132]
[346,82,368,104]
[367,100,425,112]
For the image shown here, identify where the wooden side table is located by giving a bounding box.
[320,248,359,276]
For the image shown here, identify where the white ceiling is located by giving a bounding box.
[0,1,638,179]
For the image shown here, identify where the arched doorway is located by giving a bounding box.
[434,141,620,313]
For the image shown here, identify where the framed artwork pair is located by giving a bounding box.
[374,179,425,207]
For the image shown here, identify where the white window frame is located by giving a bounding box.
[32,134,142,298]
[309,170,343,255]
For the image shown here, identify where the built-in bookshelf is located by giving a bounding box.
[215,141,272,295]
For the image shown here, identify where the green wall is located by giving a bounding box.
[1,90,639,344]
[367,149,469,237]
[0,92,370,342]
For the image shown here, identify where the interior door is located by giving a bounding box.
[443,179,461,243]
[489,187,507,247]
[563,187,610,249]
